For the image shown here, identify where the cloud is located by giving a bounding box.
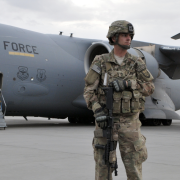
[0,0,180,46]
[1,0,96,22]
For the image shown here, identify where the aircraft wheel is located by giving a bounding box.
[78,118,95,124]
[162,119,172,126]
[68,117,77,124]
[76,118,85,124]
[149,119,162,126]
[140,120,148,126]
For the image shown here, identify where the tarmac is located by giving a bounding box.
[0,117,180,180]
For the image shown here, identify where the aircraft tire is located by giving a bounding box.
[149,119,162,126]
[77,118,95,124]
[140,119,148,126]
[68,117,77,124]
[162,119,172,126]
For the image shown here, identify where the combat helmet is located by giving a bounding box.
[107,20,135,49]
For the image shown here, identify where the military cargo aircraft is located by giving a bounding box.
[0,23,180,127]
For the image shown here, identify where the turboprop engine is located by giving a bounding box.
[84,41,159,79]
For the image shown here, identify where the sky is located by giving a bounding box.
[0,0,180,46]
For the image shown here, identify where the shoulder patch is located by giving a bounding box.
[141,69,151,78]
[91,64,101,74]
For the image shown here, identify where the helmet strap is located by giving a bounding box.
[118,44,130,50]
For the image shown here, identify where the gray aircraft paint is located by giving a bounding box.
[0,23,180,121]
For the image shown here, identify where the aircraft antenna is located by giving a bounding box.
[70,33,73,37]
[59,31,63,35]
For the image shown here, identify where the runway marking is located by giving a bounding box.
[9,51,34,57]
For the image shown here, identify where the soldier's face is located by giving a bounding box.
[118,33,131,46]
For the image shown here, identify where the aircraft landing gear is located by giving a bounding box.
[162,119,172,126]
[68,117,77,124]
[139,113,172,126]
[149,119,162,126]
[68,117,95,124]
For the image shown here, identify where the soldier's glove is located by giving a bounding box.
[112,79,128,92]
[94,108,107,128]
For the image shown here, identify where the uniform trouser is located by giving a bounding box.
[92,113,147,180]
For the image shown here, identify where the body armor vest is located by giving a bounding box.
[97,54,145,115]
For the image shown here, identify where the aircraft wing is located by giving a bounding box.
[160,45,180,63]
[159,46,180,64]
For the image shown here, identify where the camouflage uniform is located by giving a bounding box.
[84,20,155,180]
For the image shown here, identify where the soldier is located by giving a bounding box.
[84,20,155,180]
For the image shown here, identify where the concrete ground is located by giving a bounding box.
[0,117,180,180]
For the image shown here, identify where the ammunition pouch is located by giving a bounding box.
[98,88,143,114]
[131,90,141,113]
[139,96,145,112]
[122,91,132,113]
[113,92,122,114]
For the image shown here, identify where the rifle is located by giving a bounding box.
[95,85,118,180]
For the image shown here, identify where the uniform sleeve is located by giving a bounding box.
[83,56,102,112]
[132,58,155,96]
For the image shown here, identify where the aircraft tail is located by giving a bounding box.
[171,33,180,40]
